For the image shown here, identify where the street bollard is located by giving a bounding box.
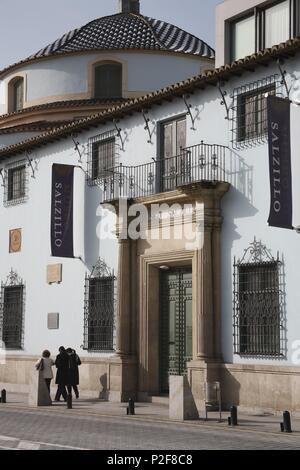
[127,398,135,415]
[1,389,6,404]
[283,411,292,433]
[230,406,238,426]
[67,394,72,409]
[227,417,231,426]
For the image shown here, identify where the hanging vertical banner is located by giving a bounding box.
[51,164,74,258]
[267,95,293,229]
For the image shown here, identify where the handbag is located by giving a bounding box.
[36,358,44,371]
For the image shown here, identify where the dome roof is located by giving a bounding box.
[28,13,215,60]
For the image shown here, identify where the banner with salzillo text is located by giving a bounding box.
[267,95,293,229]
[51,164,74,258]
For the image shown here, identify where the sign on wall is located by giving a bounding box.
[47,264,62,284]
[267,96,293,230]
[9,228,22,253]
[51,164,74,258]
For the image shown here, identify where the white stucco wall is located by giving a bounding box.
[1,55,300,369]
[0,132,41,149]
[0,51,211,114]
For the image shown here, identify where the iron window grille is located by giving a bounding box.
[83,258,116,352]
[231,75,281,149]
[233,238,285,357]
[3,159,28,207]
[87,130,119,186]
[0,269,25,350]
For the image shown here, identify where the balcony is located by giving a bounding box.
[101,142,229,202]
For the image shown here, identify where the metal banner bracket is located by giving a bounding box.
[72,134,84,163]
[25,151,35,178]
[217,81,230,120]
[141,109,154,144]
[113,119,125,151]
[277,58,291,99]
[182,94,196,130]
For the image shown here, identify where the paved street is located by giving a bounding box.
[0,404,299,450]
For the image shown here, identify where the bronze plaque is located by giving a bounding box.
[9,229,22,253]
[47,264,62,284]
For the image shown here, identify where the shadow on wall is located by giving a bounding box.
[220,180,259,364]
[226,148,254,205]
[84,184,102,270]
[99,373,108,399]
[220,368,241,410]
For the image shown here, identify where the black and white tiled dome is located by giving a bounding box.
[28,13,215,60]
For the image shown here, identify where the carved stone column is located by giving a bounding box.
[106,200,138,402]
[196,225,214,361]
[116,237,132,356]
[194,186,227,362]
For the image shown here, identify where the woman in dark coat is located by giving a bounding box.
[54,346,69,401]
[66,348,81,398]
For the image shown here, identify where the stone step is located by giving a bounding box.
[147,395,169,405]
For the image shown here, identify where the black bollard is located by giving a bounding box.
[283,411,292,433]
[1,389,6,404]
[67,394,72,409]
[227,417,231,426]
[128,398,135,415]
[230,406,238,426]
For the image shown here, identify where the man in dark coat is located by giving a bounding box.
[54,346,68,401]
[66,348,81,399]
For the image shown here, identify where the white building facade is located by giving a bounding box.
[0,0,300,413]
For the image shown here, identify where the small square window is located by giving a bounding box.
[4,161,28,206]
[88,131,117,185]
[0,285,24,350]
[92,138,115,180]
[237,84,276,143]
[231,75,279,149]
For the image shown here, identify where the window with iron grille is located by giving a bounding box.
[0,271,25,350]
[83,259,116,352]
[231,75,280,149]
[233,239,285,357]
[4,161,28,206]
[87,131,117,185]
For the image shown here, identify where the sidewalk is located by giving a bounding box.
[2,391,300,436]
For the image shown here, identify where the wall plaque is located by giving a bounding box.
[9,229,22,253]
[47,264,62,284]
[47,313,59,330]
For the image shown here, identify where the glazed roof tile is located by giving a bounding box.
[0,13,214,78]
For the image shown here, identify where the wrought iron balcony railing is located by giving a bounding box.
[101,142,228,202]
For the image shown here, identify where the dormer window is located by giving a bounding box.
[94,63,122,99]
[8,77,24,113]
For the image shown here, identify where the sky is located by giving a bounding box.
[0,0,222,69]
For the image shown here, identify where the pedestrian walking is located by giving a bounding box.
[54,346,68,402]
[66,348,81,399]
[35,350,55,394]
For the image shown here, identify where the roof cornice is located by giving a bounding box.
[0,37,299,161]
